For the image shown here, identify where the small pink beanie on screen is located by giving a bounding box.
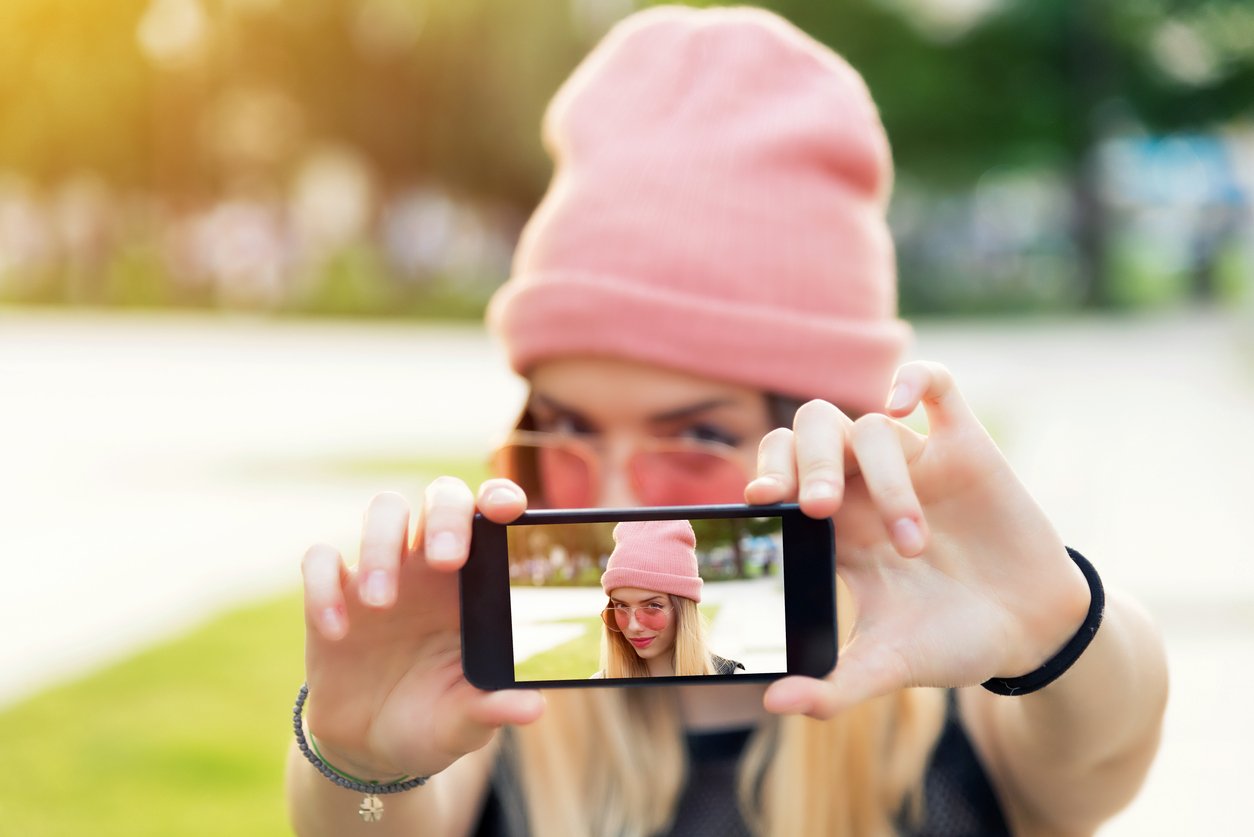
[488,5,910,415]
[601,520,703,603]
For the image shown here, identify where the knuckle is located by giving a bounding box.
[876,483,917,510]
[478,477,523,499]
[757,429,787,449]
[760,426,793,449]
[301,543,338,574]
[802,463,842,484]
[368,490,410,515]
[851,412,892,441]
[794,398,836,425]
[426,475,473,502]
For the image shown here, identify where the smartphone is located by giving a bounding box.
[460,503,836,689]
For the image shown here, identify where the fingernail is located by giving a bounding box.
[485,487,520,506]
[892,518,925,555]
[321,607,346,638]
[886,384,911,412]
[751,475,782,492]
[428,531,462,563]
[362,570,392,607]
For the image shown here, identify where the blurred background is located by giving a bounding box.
[1,0,1252,834]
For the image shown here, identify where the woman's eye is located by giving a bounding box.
[677,423,741,447]
[537,413,594,435]
[645,603,666,612]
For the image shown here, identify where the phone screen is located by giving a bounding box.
[508,515,786,682]
[461,504,836,690]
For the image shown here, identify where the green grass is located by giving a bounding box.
[0,593,305,836]
[514,615,604,681]
[0,453,493,834]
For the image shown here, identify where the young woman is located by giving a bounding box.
[287,7,1167,836]
[595,519,743,679]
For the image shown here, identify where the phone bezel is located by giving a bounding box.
[460,503,836,690]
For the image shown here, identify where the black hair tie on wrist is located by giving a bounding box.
[981,547,1105,697]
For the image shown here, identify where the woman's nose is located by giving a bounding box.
[596,436,642,508]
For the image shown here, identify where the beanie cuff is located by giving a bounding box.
[601,567,704,603]
[490,272,911,416]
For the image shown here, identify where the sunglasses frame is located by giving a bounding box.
[601,601,675,632]
[490,429,752,508]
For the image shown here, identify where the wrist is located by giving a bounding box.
[293,684,428,823]
[307,735,409,785]
[982,547,1105,697]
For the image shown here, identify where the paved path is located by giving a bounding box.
[3,305,1252,834]
[703,576,787,674]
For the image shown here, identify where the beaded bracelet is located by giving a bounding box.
[980,547,1106,697]
[293,683,428,822]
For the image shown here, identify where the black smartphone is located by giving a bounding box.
[460,503,836,689]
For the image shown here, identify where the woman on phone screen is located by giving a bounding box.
[288,7,1167,836]
[594,520,744,679]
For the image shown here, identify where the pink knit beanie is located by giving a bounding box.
[488,5,909,415]
[601,520,703,602]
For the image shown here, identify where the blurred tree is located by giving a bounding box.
[716,0,1254,307]
[691,517,781,579]
[0,0,154,187]
[3,0,1250,311]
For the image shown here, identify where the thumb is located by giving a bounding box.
[764,641,907,720]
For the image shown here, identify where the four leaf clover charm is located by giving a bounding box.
[359,794,384,822]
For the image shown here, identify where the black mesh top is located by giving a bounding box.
[474,691,1010,836]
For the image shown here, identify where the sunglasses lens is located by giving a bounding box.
[495,442,595,508]
[536,444,594,508]
[636,607,669,629]
[604,605,670,631]
[494,437,747,508]
[631,449,748,506]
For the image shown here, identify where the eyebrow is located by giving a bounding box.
[531,393,738,425]
[611,595,667,605]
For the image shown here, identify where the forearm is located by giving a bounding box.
[286,741,494,837]
[969,589,1169,830]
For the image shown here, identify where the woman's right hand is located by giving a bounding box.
[299,477,545,781]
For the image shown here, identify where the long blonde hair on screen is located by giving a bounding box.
[600,595,716,678]
[511,582,947,836]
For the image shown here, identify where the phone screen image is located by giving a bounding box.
[462,504,836,690]
[507,516,786,682]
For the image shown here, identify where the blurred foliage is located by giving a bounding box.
[0,0,1250,316]
[0,0,586,203]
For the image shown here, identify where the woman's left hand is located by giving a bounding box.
[746,360,1092,718]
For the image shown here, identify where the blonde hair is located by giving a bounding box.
[511,581,948,836]
[600,595,716,678]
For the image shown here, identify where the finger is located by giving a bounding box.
[422,476,476,572]
[850,414,929,557]
[466,689,546,728]
[763,642,907,719]
[476,478,528,523]
[745,427,797,505]
[791,399,854,519]
[439,690,547,755]
[357,492,411,609]
[884,361,976,433]
[302,543,349,641]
